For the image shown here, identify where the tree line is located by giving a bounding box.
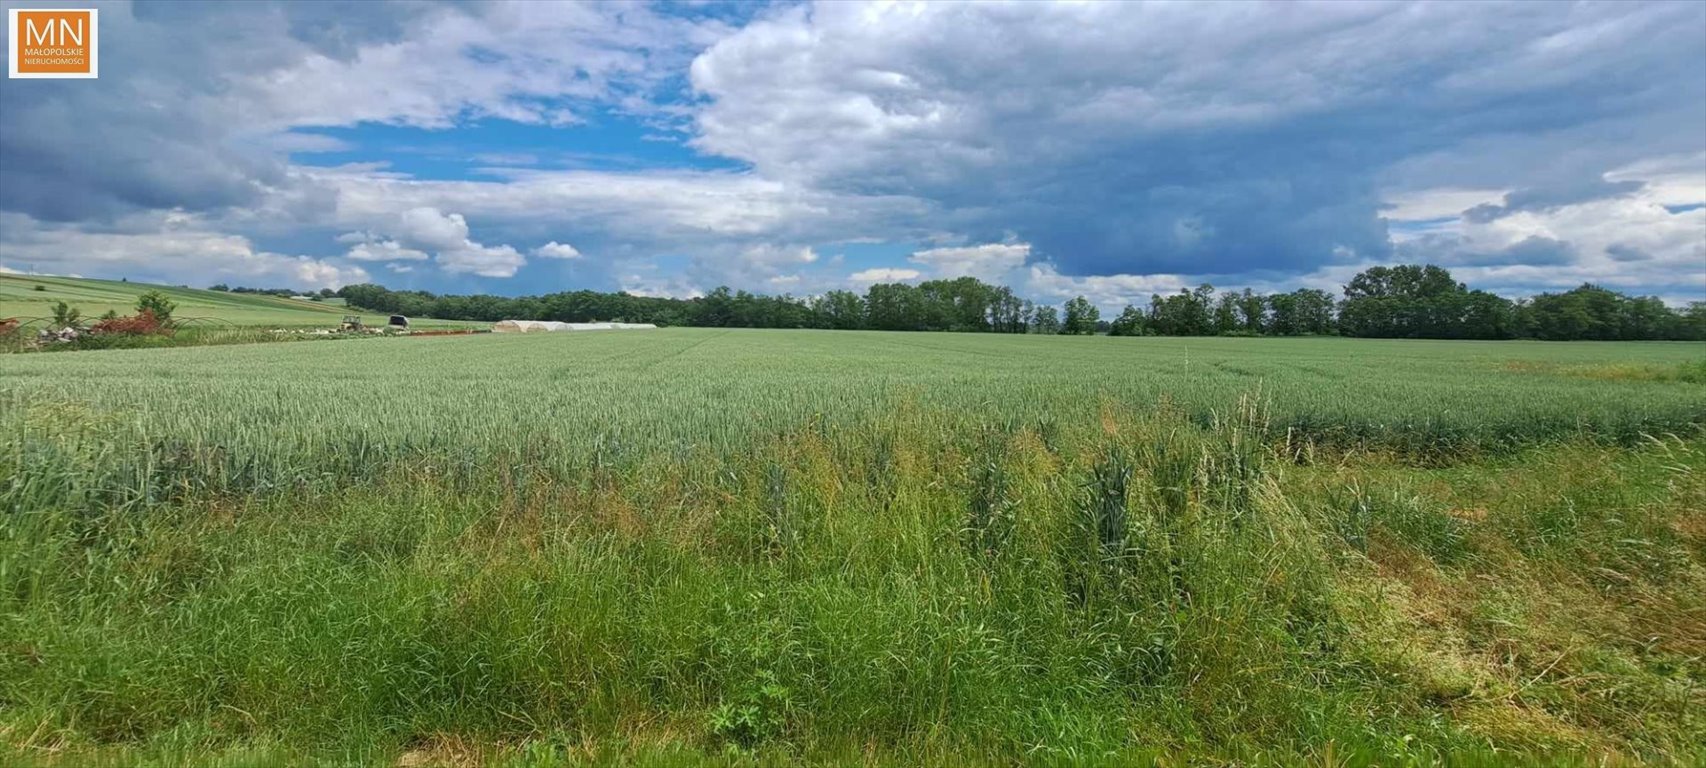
[322,264,1705,341]
[210,285,339,299]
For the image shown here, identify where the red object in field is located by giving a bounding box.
[91,310,171,336]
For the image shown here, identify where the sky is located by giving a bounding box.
[1,0,1703,311]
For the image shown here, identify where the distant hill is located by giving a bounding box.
[0,274,473,328]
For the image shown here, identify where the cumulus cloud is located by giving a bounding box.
[248,2,726,130]
[0,2,728,222]
[534,241,583,259]
[330,205,527,277]
[618,272,706,299]
[0,212,368,290]
[1462,180,1647,223]
[1022,264,1191,313]
[908,243,1031,282]
[0,1,1701,301]
[742,244,819,268]
[690,1,1705,281]
[1605,153,1706,209]
[849,268,921,283]
[1381,188,1508,222]
[1385,168,1706,301]
[658,243,833,295]
[325,166,933,245]
[439,243,527,278]
[344,240,429,262]
[0,3,779,293]
[394,207,472,251]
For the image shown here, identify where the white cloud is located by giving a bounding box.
[534,241,583,259]
[1388,160,1706,302]
[474,152,542,167]
[662,243,833,295]
[693,2,1668,185]
[744,244,818,266]
[246,3,728,131]
[439,244,526,278]
[316,166,932,246]
[345,240,429,262]
[909,243,1030,282]
[849,267,921,282]
[395,207,471,251]
[684,1,1704,284]
[1,1,1700,301]
[0,212,368,290]
[619,273,705,299]
[1382,188,1508,223]
[0,0,738,224]
[1022,264,1190,313]
[1604,152,1706,209]
[262,132,355,154]
[331,204,528,277]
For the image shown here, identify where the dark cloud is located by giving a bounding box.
[1473,235,1576,267]
[1397,234,1576,267]
[0,1,698,222]
[1,1,1702,300]
[0,3,343,220]
[1605,243,1651,262]
[1503,179,1645,212]
[692,1,1706,280]
[0,91,277,220]
[274,1,451,61]
[1463,178,1646,223]
[1460,204,1506,224]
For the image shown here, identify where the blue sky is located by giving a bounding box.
[292,111,743,177]
[1,0,1703,310]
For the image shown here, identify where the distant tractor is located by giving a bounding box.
[388,315,410,331]
[340,315,364,332]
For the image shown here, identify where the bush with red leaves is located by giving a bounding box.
[91,310,173,336]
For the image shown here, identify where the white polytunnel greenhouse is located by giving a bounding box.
[491,320,659,333]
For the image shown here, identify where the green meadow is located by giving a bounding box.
[0,274,477,330]
[3,330,1703,766]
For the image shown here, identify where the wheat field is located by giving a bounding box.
[3,330,1703,766]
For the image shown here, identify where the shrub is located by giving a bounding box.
[136,290,177,326]
[50,301,83,330]
[91,309,171,336]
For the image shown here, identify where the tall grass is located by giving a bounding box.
[1,331,1702,765]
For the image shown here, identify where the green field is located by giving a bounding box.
[1,274,473,329]
[6,329,1702,457]
[4,331,1704,765]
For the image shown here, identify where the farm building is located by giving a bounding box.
[491,320,658,333]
